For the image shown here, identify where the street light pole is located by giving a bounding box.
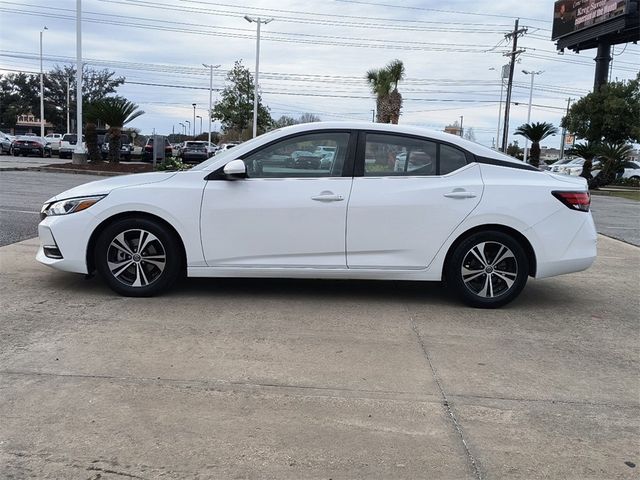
[491,65,508,150]
[179,122,185,137]
[66,75,70,133]
[203,63,220,145]
[192,103,196,139]
[522,69,543,163]
[196,115,202,136]
[39,26,48,137]
[245,16,273,138]
[73,0,85,163]
[185,120,191,137]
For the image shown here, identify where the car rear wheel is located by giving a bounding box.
[446,231,528,308]
[95,218,183,297]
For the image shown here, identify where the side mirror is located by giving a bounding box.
[222,159,247,179]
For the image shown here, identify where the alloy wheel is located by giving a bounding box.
[460,241,518,298]
[107,229,166,287]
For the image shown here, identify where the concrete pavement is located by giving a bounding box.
[0,235,638,479]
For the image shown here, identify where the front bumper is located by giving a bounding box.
[36,211,97,274]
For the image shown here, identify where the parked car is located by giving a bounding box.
[11,136,51,157]
[101,134,132,161]
[180,141,213,164]
[618,160,640,180]
[36,122,596,308]
[0,131,15,154]
[142,137,172,162]
[215,142,241,155]
[45,133,63,153]
[59,134,86,159]
[541,157,574,171]
[549,157,582,174]
[563,159,602,176]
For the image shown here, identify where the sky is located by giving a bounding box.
[0,0,638,149]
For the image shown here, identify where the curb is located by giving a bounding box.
[26,166,128,177]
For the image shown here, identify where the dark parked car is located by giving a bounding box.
[142,137,172,162]
[11,136,51,157]
[180,141,213,164]
[101,134,132,161]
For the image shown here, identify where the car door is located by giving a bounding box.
[200,130,354,268]
[346,132,483,269]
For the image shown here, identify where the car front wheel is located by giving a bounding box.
[95,217,183,296]
[446,231,529,308]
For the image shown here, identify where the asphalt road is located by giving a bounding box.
[590,194,640,246]
[0,171,103,246]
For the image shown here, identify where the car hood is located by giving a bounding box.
[45,171,178,203]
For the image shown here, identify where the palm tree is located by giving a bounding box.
[84,101,101,162]
[93,96,144,163]
[591,142,633,188]
[366,68,392,123]
[366,60,406,124]
[386,59,405,124]
[568,142,599,181]
[514,122,558,168]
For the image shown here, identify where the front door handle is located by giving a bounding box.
[444,190,477,199]
[311,191,344,202]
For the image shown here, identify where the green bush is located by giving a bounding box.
[154,157,192,171]
[612,177,640,188]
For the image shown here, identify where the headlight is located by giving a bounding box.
[41,195,106,218]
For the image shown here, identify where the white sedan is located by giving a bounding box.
[37,122,596,308]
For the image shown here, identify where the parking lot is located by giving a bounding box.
[1,170,639,479]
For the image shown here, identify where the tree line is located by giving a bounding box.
[0,65,125,133]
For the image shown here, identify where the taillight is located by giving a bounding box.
[552,191,590,212]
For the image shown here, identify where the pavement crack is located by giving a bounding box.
[407,311,483,480]
[0,369,441,404]
[86,466,146,479]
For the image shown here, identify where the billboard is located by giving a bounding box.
[552,0,629,40]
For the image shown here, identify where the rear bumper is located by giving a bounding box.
[534,213,597,279]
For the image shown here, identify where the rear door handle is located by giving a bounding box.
[311,191,344,202]
[444,190,477,199]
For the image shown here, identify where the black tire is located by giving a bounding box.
[446,230,529,308]
[94,217,183,297]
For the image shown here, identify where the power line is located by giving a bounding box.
[334,0,551,23]
[0,6,498,52]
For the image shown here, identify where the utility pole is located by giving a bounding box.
[245,16,273,138]
[559,98,572,159]
[501,18,527,153]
